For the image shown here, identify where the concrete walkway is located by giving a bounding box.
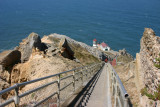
[86,63,111,107]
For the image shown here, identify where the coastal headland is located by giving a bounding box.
[0,28,160,106]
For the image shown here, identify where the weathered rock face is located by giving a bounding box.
[117,49,133,64]
[18,32,42,62]
[138,28,160,93]
[0,78,10,99]
[0,78,10,91]
[11,63,28,85]
[42,35,100,64]
[47,33,106,60]
[0,50,21,67]
[59,38,74,60]
[0,50,21,88]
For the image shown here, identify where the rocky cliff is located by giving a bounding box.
[114,28,160,106]
[0,33,103,96]
[134,28,160,106]
[136,28,160,93]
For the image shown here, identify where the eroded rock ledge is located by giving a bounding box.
[0,32,104,94]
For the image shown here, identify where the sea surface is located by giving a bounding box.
[0,0,160,57]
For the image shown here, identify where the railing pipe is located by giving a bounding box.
[112,69,128,98]
[0,65,89,96]
[34,92,57,107]
[108,63,129,107]
[60,75,73,81]
[0,62,103,107]
[0,98,14,107]
[19,80,58,98]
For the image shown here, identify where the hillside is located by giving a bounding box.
[0,33,103,100]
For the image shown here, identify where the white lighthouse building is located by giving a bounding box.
[93,39,97,48]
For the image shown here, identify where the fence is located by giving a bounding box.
[107,63,129,107]
[0,62,104,107]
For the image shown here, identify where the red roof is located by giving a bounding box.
[101,42,108,48]
[93,39,97,41]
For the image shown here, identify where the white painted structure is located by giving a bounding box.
[100,42,110,51]
[92,39,110,51]
[93,39,97,48]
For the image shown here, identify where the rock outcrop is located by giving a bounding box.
[0,50,21,67]
[47,33,106,60]
[41,34,101,64]
[17,32,43,62]
[138,28,160,93]
[131,28,160,106]
[114,28,160,106]
[0,32,102,103]
[0,50,21,83]
[0,78,10,90]
[117,49,133,64]
[59,38,74,60]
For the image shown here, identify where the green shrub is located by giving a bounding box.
[154,53,160,69]
[141,85,160,101]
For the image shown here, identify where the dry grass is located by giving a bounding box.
[117,55,133,64]
[114,64,140,107]
[70,43,100,65]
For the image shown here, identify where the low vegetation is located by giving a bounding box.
[154,53,160,69]
[70,43,100,65]
[117,55,133,64]
[141,85,160,101]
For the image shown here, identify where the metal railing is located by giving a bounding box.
[0,62,104,107]
[107,63,129,107]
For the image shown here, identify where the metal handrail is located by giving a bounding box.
[0,64,89,96]
[112,68,128,98]
[0,62,104,107]
[107,63,129,107]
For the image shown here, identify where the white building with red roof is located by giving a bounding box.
[100,42,110,51]
[93,39,110,51]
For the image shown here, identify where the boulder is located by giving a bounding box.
[59,38,74,60]
[18,32,42,62]
[0,50,21,67]
[119,48,127,56]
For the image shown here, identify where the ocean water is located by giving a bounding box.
[0,0,160,57]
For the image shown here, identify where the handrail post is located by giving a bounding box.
[124,97,128,107]
[73,70,75,92]
[14,84,20,107]
[114,77,118,107]
[86,66,89,79]
[57,74,60,107]
[81,70,83,85]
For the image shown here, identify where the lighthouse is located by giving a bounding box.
[93,39,97,48]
